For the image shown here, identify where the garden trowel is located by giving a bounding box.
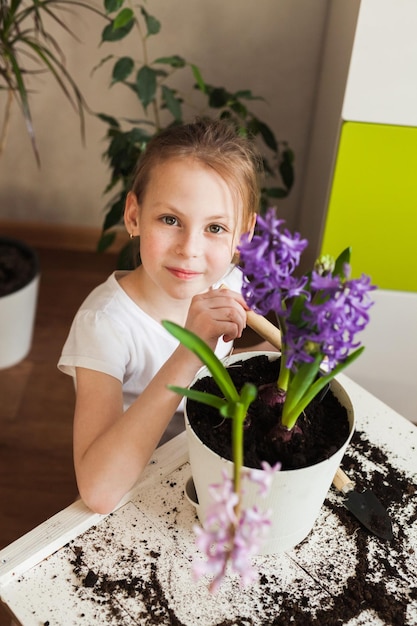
[332,468,393,540]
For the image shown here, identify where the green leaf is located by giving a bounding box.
[112,56,134,83]
[283,356,322,418]
[333,247,352,278]
[256,120,278,152]
[265,186,289,199]
[162,85,182,122]
[162,321,240,403]
[113,8,134,29]
[209,87,229,108]
[102,18,134,42]
[105,0,124,13]
[191,64,207,93]
[280,148,295,190]
[135,65,157,109]
[282,347,365,430]
[234,90,264,101]
[168,386,227,412]
[240,382,258,408]
[154,55,186,68]
[140,6,161,36]
[229,100,247,117]
[103,198,125,231]
[97,231,116,253]
[96,113,121,128]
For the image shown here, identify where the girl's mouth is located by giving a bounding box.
[167,267,202,280]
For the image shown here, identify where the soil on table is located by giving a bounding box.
[186,354,350,470]
[68,425,417,626]
[63,354,416,625]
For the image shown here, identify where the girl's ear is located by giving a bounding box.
[124,191,140,236]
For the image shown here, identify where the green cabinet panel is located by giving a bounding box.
[321,122,417,291]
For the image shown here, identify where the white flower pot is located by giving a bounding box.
[0,238,40,369]
[185,352,355,554]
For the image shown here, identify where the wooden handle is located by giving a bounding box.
[219,284,282,350]
[332,467,354,494]
[246,310,282,350]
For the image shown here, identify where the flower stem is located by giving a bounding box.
[232,402,246,517]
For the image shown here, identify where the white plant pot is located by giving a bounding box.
[185,352,355,554]
[0,239,40,369]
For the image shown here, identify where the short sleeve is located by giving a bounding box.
[58,309,130,382]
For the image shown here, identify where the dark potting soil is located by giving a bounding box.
[0,239,38,297]
[186,354,350,471]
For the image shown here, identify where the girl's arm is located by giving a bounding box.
[73,288,247,514]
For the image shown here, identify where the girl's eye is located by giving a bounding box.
[162,215,179,226]
[207,224,225,234]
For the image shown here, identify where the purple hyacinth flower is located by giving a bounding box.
[238,208,308,316]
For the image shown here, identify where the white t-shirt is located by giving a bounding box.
[58,266,243,411]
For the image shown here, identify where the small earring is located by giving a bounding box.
[129,232,134,239]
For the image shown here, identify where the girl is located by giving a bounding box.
[58,118,264,514]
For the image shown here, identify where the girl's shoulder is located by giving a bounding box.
[80,271,147,319]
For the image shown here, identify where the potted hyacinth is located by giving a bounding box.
[163,208,375,591]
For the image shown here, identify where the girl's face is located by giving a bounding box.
[128,157,242,301]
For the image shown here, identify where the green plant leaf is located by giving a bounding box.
[333,247,352,278]
[279,148,295,190]
[234,90,264,101]
[135,65,157,109]
[113,8,134,29]
[265,186,289,199]
[282,347,365,430]
[97,231,116,253]
[154,55,186,68]
[105,0,124,13]
[283,355,322,417]
[208,87,229,108]
[103,198,125,231]
[256,120,278,152]
[140,7,161,36]
[168,386,227,412]
[162,321,240,403]
[112,56,134,83]
[191,64,207,93]
[102,18,133,41]
[161,85,182,122]
[96,112,120,128]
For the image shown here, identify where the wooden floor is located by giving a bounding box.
[0,245,121,624]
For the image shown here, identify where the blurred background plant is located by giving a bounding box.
[0,0,103,165]
[95,0,295,267]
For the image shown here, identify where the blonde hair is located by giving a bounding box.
[130,118,263,234]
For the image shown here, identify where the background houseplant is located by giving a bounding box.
[94,0,295,266]
[163,208,375,589]
[0,0,104,367]
[0,0,104,164]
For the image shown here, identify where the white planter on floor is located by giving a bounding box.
[0,238,40,369]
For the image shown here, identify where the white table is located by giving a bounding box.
[1,375,416,625]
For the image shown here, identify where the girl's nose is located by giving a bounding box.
[176,231,201,257]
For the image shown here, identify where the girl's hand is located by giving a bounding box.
[185,287,248,349]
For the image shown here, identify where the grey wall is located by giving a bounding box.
[0,0,358,245]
